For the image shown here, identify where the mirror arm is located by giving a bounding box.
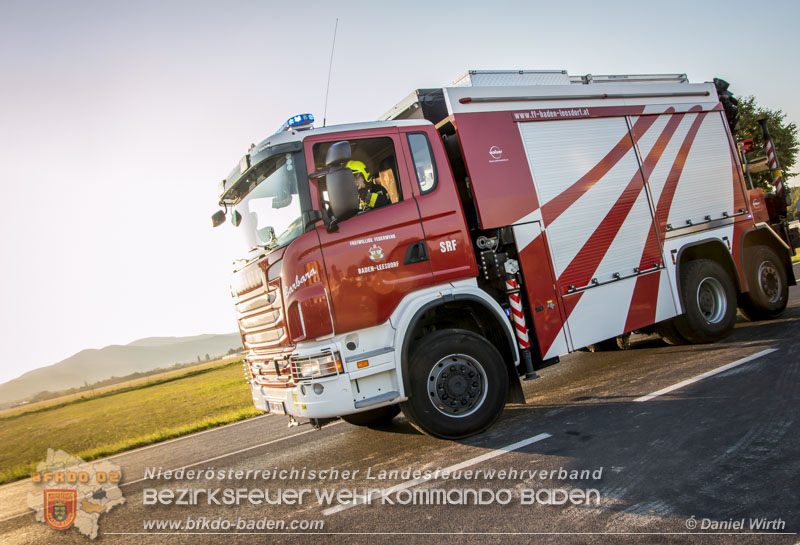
[303,210,324,232]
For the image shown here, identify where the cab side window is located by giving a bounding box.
[407,133,437,194]
[312,137,402,217]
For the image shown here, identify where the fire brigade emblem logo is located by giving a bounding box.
[44,489,77,530]
[752,198,762,209]
[489,146,503,160]
[368,244,384,262]
[28,448,125,539]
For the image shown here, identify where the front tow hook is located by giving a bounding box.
[309,417,338,430]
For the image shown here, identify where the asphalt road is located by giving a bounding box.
[2,263,799,545]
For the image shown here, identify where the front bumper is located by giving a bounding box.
[251,372,359,418]
[249,346,402,419]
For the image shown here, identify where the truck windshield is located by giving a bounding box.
[231,152,303,253]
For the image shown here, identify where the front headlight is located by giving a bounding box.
[290,351,343,381]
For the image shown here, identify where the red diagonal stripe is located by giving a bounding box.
[652,111,709,237]
[556,110,686,293]
[624,271,662,332]
[541,115,660,226]
[557,169,645,292]
[624,109,709,331]
[537,112,686,352]
[540,110,708,353]
[555,112,685,293]
[638,108,681,179]
[635,108,697,271]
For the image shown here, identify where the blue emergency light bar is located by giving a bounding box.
[279,113,315,132]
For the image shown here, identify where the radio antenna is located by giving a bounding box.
[322,18,339,128]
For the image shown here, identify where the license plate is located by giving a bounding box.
[267,400,286,415]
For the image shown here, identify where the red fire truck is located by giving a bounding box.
[212,70,796,439]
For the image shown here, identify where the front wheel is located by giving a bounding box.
[673,259,737,343]
[738,245,788,321]
[400,329,508,439]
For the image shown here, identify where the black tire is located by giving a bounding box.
[586,333,631,352]
[341,405,400,427]
[400,329,508,439]
[654,319,688,346]
[738,245,789,321]
[673,259,737,343]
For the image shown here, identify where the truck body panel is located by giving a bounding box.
[216,70,795,437]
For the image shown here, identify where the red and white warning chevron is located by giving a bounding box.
[506,279,530,349]
[765,138,784,195]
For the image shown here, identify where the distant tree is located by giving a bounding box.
[736,96,798,193]
[205,353,210,361]
[197,355,202,363]
[790,186,800,220]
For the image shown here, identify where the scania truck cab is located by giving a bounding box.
[215,114,508,438]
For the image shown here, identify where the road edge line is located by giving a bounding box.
[634,348,778,402]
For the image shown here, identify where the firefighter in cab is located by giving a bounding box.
[347,160,390,211]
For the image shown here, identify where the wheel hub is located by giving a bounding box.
[696,277,726,323]
[758,262,780,303]
[428,354,488,417]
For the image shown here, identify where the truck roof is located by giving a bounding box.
[220,119,429,202]
[252,118,431,153]
[380,70,712,123]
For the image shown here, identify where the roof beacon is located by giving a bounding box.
[279,113,315,132]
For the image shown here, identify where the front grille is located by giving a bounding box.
[232,262,293,387]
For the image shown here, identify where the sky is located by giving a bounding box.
[1,0,798,385]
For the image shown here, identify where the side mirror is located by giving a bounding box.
[211,210,226,227]
[231,210,242,227]
[257,226,276,245]
[327,167,359,222]
[325,141,351,167]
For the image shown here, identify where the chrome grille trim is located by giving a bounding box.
[232,262,292,354]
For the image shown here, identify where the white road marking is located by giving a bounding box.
[634,348,778,402]
[322,432,551,515]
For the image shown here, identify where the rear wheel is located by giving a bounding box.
[400,329,508,439]
[341,405,400,427]
[738,245,788,320]
[673,259,737,343]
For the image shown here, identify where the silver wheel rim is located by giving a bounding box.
[696,276,726,323]
[757,261,781,304]
[427,354,488,418]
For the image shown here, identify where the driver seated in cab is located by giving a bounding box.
[347,160,390,211]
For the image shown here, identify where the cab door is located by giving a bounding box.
[306,129,434,334]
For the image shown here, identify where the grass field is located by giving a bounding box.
[0,359,260,484]
[0,355,241,419]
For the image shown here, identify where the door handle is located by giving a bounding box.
[404,241,429,265]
